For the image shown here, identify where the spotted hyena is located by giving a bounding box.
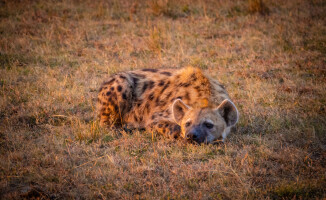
[97,67,239,144]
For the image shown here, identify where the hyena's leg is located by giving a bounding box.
[97,73,134,127]
[147,120,181,139]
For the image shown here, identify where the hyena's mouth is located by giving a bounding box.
[185,133,223,145]
[184,130,209,144]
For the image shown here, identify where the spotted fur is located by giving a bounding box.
[97,67,239,144]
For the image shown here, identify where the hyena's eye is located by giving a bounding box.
[203,122,214,129]
[185,121,191,127]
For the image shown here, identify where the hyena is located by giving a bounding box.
[97,67,239,144]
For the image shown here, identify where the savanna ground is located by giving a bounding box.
[0,0,325,199]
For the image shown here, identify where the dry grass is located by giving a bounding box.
[248,0,269,15]
[1,0,325,199]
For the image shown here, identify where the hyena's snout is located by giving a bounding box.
[185,126,207,144]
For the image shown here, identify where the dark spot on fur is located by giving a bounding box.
[142,68,158,72]
[145,103,150,113]
[191,73,197,81]
[106,91,111,96]
[151,115,156,120]
[109,102,116,108]
[148,81,155,89]
[131,77,139,98]
[166,92,172,100]
[110,87,114,91]
[158,80,165,86]
[156,100,167,107]
[99,86,108,92]
[117,85,122,92]
[158,123,163,128]
[142,82,148,93]
[132,77,139,86]
[155,97,160,105]
[160,101,167,106]
[174,125,180,131]
[134,115,138,121]
[172,125,181,134]
[159,113,163,116]
[160,71,172,76]
[160,81,170,93]
[194,86,200,91]
[164,123,169,128]
[179,82,190,87]
[185,92,190,100]
[119,75,126,79]
[176,96,182,100]
[104,78,115,85]
[148,93,154,101]
[122,93,127,100]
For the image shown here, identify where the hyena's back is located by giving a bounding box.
[97,68,178,127]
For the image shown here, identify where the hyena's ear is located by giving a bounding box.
[172,99,190,124]
[215,99,239,127]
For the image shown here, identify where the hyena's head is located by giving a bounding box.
[172,99,239,144]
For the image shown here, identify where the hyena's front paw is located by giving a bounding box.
[155,122,181,139]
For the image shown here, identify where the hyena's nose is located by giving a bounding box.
[186,131,198,140]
